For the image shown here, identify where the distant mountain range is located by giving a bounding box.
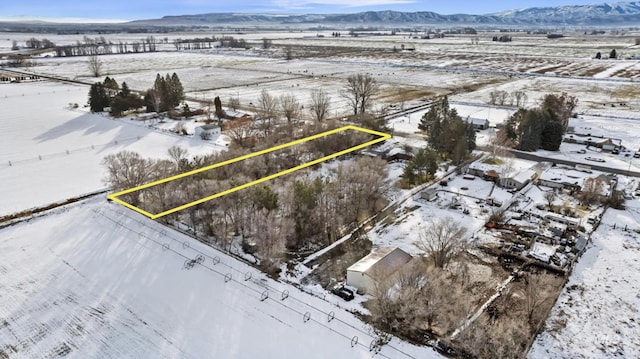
[131,1,640,27]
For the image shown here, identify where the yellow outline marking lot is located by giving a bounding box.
[108,125,390,219]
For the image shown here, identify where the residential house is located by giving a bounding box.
[464,117,490,130]
[502,169,537,191]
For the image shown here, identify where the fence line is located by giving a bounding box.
[3,136,142,167]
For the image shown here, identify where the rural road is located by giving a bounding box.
[505,148,640,177]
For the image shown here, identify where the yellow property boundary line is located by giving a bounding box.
[107,125,391,219]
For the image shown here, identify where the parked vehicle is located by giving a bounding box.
[585,156,605,163]
[331,285,355,301]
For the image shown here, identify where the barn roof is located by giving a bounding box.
[347,247,412,279]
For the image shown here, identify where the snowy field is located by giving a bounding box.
[0,82,222,216]
[529,200,640,358]
[0,199,439,359]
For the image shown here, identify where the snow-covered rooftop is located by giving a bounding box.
[347,247,412,277]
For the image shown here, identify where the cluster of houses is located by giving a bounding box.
[465,160,539,191]
[133,108,254,142]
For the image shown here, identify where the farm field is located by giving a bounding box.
[0,199,434,358]
[0,82,222,217]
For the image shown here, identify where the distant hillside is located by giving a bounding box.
[130,1,640,27]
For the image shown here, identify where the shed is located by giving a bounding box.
[420,188,438,201]
[346,247,412,294]
[195,124,221,139]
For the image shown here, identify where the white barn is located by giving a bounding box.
[346,247,412,294]
[195,124,221,139]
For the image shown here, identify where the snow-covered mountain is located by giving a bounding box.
[131,1,640,26]
[492,1,640,25]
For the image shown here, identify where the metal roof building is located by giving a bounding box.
[346,247,412,294]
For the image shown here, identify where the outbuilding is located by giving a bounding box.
[195,124,221,139]
[346,247,412,294]
[420,188,438,201]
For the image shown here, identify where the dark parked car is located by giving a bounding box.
[331,285,355,301]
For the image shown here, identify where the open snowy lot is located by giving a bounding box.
[0,82,221,216]
[529,200,640,358]
[0,199,438,358]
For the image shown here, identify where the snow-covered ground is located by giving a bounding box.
[0,82,222,216]
[0,198,439,358]
[529,200,640,358]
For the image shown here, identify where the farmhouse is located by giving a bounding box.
[464,117,490,130]
[195,124,221,139]
[466,161,501,178]
[346,247,412,294]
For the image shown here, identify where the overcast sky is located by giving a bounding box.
[1,0,605,21]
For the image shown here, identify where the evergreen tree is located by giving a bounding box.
[88,82,110,112]
[517,110,544,151]
[182,103,192,117]
[251,185,279,212]
[110,93,143,116]
[420,96,473,161]
[214,96,224,119]
[404,147,439,185]
[153,74,170,111]
[168,73,184,108]
[540,113,564,151]
[465,121,477,152]
[103,76,119,96]
[119,81,131,97]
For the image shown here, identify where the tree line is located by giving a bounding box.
[499,93,577,152]
[173,36,249,50]
[54,36,158,57]
[103,134,389,270]
[88,73,184,116]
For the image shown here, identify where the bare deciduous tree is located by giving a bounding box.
[103,151,153,206]
[87,46,102,77]
[522,273,554,331]
[415,217,470,268]
[512,90,528,107]
[226,117,257,148]
[253,211,291,259]
[228,96,240,112]
[284,46,293,60]
[579,177,604,205]
[544,191,557,209]
[497,90,509,106]
[167,145,188,170]
[279,93,301,125]
[341,73,379,115]
[257,89,278,135]
[309,89,330,123]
